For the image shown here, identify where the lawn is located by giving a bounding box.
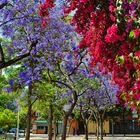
[0,135,4,140]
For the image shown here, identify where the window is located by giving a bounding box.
[37,126,44,130]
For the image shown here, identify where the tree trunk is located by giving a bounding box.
[48,104,53,140]
[84,123,88,140]
[53,120,56,140]
[99,119,103,140]
[61,91,77,140]
[96,120,99,140]
[25,85,32,140]
[61,115,68,140]
[24,128,26,137]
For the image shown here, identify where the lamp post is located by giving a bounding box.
[56,120,58,136]
[111,119,114,137]
[132,120,134,132]
[16,105,20,140]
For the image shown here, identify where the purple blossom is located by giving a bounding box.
[8,79,14,86]
[55,52,63,58]
[0,0,7,5]
[71,45,77,51]
[0,0,81,89]
[66,54,72,60]
[7,48,14,54]
[3,86,12,92]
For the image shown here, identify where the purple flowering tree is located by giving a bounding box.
[0,1,77,140]
[0,2,119,140]
[0,0,37,69]
[0,0,66,70]
[76,71,118,140]
[46,48,90,140]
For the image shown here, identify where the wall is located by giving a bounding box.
[88,120,109,134]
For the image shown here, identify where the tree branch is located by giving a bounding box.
[0,42,5,63]
[78,87,90,97]
[0,52,30,69]
[47,68,74,91]
[31,97,38,106]
[0,41,38,69]
[87,111,93,123]
[0,3,7,9]
[0,15,29,27]
[68,51,86,76]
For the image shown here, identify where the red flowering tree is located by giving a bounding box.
[39,0,55,26]
[40,0,140,111]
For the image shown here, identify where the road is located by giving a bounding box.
[17,134,140,140]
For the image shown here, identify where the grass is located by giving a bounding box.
[0,134,15,140]
[0,135,5,140]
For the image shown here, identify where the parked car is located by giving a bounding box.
[9,128,25,133]
[9,128,17,133]
[0,128,4,134]
[19,129,24,133]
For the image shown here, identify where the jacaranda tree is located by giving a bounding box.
[0,1,77,140]
[76,70,118,140]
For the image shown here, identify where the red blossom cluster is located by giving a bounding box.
[63,0,140,111]
[39,0,55,26]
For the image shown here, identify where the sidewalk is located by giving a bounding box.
[66,135,140,140]
[18,134,140,140]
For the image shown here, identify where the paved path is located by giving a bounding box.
[64,135,140,140]
[18,134,140,140]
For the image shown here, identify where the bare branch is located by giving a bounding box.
[0,15,29,27]
[78,87,90,97]
[0,52,30,69]
[47,68,72,90]
[0,3,7,9]
[0,40,38,69]
[68,51,86,76]
[31,97,38,106]
[0,42,5,63]
[87,111,93,122]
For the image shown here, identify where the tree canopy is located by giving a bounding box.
[39,0,140,111]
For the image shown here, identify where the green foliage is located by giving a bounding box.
[0,37,13,61]
[77,77,99,89]
[26,70,66,121]
[106,104,130,118]
[129,30,134,38]
[72,109,81,119]
[0,92,17,111]
[116,55,124,64]
[0,109,16,130]
[0,75,7,93]
[0,94,9,110]
[61,15,72,23]
[0,136,5,140]
[19,108,27,129]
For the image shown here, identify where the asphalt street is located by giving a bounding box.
[17,134,140,140]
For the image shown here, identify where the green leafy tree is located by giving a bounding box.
[33,79,64,140]
[0,109,16,131]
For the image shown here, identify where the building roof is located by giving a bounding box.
[34,120,48,123]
